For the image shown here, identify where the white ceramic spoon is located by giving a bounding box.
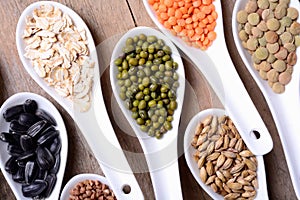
[60,174,111,200]
[110,26,185,200]
[0,92,68,200]
[143,0,273,156]
[232,0,300,198]
[16,1,143,199]
[184,108,268,200]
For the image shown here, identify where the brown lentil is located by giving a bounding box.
[272,82,285,93]
[278,71,292,85]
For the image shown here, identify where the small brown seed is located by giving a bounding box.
[198,154,206,168]
[224,192,240,200]
[205,175,216,185]
[202,115,212,126]
[215,177,223,189]
[239,150,254,157]
[198,140,210,152]
[237,179,251,186]
[229,138,238,148]
[224,135,230,149]
[280,32,293,44]
[235,139,244,152]
[200,166,207,183]
[242,190,256,198]
[194,123,203,136]
[230,163,245,174]
[252,179,259,189]
[223,151,237,158]
[244,158,257,171]
[207,152,221,161]
[244,174,256,182]
[244,185,255,191]
[206,161,214,176]
[196,134,207,146]
[222,158,234,170]
[201,125,210,134]
[215,137,224,150]
[216,154,226,168]
[227,182,243,190]
[211,183,218,193]
[223,170,232,179]
[216,170,226,182]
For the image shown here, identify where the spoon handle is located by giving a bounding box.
[73,84,144,200]
[266,96,300,198]
[202,1,273,156]
[140,139,182,200]
[206,40,273,156]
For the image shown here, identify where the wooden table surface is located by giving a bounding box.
[0,0,297,199]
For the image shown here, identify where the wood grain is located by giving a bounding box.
[0,0,297,199]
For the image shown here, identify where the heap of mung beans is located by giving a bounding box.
[114,34,179,138]
[237,0,300,94]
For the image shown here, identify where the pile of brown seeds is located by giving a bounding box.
[69,179,116,200]
[191,115,258,199]
[236,0,300,94]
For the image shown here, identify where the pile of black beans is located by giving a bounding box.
[1,99,61,198]
[114,34,180,138]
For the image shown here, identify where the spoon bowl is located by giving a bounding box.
[184,108,268,200]
[232,0,300,198]
[110,26,185,199]
[60,174,110,200]
[0,92,68,200]
[16,2,143,199]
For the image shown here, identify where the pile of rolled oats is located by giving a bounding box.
[23,5,94,112]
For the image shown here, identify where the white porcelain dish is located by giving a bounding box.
[232,0,300,198]
[184,108,268,200]
[16,1,143,199]
[0,92,68,200]
[60,173,111,200]
[143,0,273,156]
[110,26,185,200]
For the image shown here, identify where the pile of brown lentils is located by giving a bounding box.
[237,0,300,94]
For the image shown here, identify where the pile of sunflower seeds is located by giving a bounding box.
[191,115,258,199]
[23,5,94,112]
